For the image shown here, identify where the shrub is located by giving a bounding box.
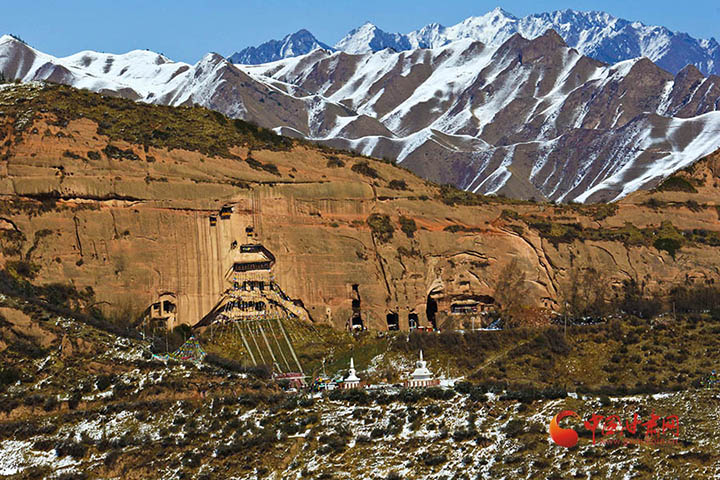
[454,381,473,395]
[67,390,82,410]
[317,430,349,453]
[398,216,417,238]
[504,419,525,437]
[501,209,520,220]
[351,161,380,179]
[643,197,665,209]
[11,340,47,359]
[397,389,421,403]
[246,364,273,379]
[453,427,476,441]
[24,394,45,407]
[0,367,21,388]
[43,396,59,412]
[424,387,455,400]
[656,176,697,193]
[367,214,394,242]
[6,260,41,279]
[0,229,26,256]
[96,374,114,391]
[654,237,683,259]
[326,156,345,168]
[55,440,87,459]
[438,184,485,206]
[246,157,263,170]
[103,144,139,161]
[56,473,88,480]
[421,452,447,466]
[388,179,408,191]
[261,162,280,176]
[328,388,371,405]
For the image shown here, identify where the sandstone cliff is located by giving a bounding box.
[2,83,720,331]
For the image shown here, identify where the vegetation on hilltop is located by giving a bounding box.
[1,83,292,156]
[499,208,720,258]
[656,174,699,193]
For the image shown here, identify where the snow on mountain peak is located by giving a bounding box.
[230,8,720,76]
[228,29,332,65]
[334,22,411,54]
[487,6,516,19]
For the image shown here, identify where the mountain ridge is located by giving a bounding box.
[232,7,720,76]
[3,31,720,203]
[228,29,333,65]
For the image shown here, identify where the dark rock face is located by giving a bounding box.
[228,30,333,65]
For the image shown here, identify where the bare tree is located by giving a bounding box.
[493,258,530,327]
[560,264,610,320]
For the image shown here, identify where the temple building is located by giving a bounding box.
[404,350,439,388]
[232,244,275,273]
[139,292,178,332]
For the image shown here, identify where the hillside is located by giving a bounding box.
[3,30,720,202]
[0,81,720,479]
[1,264,719,479]
[2,82,720,335]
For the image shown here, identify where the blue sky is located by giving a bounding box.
[2,0,719,62]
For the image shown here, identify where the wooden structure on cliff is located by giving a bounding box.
[197,243,309,379]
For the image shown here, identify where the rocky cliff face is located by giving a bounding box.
[2,84,720,330]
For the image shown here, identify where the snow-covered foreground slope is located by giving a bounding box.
[2,32,720,202]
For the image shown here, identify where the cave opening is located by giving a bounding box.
[386,312,399,331]
[350,284,363,330]
[351,314,364,330]
[408,312,419,329]
[426,296,438,330]
[162,300,176,313]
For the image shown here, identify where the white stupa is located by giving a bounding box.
[405,350,438,387]
[342,357,361,389]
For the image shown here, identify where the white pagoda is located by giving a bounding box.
[405,350,439,388]
[341,357,361,389]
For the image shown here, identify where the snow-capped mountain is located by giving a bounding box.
[244,31,720,202]
[2,32,720,203]
[397,8,720,76]
[334,22,411,54]
[228,29,332,65]
[233,8,719,76]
